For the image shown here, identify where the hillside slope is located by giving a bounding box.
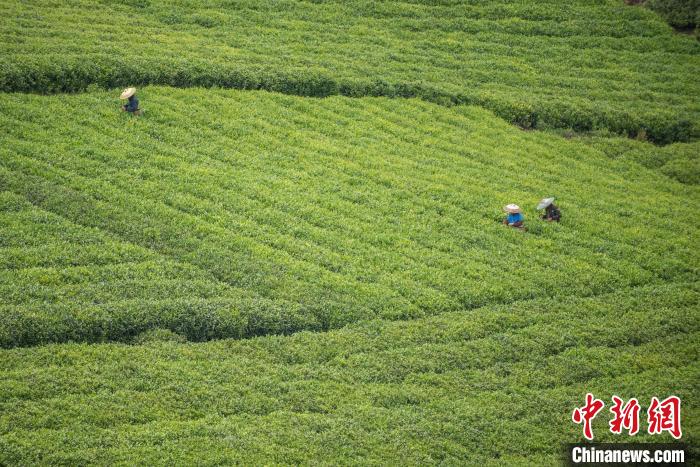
[1,88,698,347]
[1,0,698,463]
[1,284,698,465]
[2,0,699,142]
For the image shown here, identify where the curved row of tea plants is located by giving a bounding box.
[0,283,697,464]
[575,135,700,184]
[1,0,699,142]
[0,88,697,347]
[642,0,699,31]
[0,191,320,348]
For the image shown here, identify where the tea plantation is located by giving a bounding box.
[2,0,700,142]
[0,285,698,464]
[2,88,698,347]
[0,0,699,464]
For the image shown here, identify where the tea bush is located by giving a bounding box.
[576,136,699,184]
[132,328,187,344]
[644,0,699,30]
[1,0,699,142]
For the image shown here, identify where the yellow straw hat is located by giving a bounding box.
[120,87,136,99]
[504,204,521,214]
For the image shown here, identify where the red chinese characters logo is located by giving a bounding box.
[572,393,605,440]
[572,394,682,440]
[648,396,682,439]
[609,396,640,436]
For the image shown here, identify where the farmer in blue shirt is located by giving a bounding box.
[503,204,525,229]
[120,87,140,114]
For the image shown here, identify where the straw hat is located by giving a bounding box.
[537,197,555,210]
[120,87,136,99]
[504,204,521,214]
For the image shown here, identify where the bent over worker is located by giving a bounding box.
[503,204,525,229]
[120,87,140,114]
[537,197,561,222]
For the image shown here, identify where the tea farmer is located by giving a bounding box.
[503,204,525,229]
[537,197,561,222]
[120,87,140,114]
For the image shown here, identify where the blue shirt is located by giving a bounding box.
[507,212,523,224]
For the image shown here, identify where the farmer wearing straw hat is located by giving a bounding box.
[120,87,140,114]
[503,204,525,229]
[537,197,561,222]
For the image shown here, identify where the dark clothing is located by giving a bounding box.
[502,218,524,228]
[123,95,139,113]
[543,204,561,222]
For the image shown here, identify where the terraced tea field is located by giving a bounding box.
[0,0,698,464]
[2,0,699,142]
[1,284,698,464]
[1,88,697,348]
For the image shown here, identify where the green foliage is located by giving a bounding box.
[660,149,700,183]
[1,0,699,142]
[0,0,697,463]
[0,0,698,461]
[645,0,700,29]
[133,328,187,344]
[0,284,697,464]
[578,136,700,184]
[0,88,698,348]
